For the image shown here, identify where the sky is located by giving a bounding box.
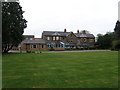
[19,0,119,38]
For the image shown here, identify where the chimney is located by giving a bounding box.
[64,28,66,32]
[77,29,79,33]
[83,30,86,34]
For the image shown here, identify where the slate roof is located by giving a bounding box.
[42,31,95,38]
[21,39,46,44]
[42,31,71,36]
[23,35,34,38]
[74,33,95,38]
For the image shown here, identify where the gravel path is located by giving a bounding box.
[8,50,111,53]
[44,50,111,53]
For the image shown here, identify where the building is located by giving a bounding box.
[20,35,47,51]
[42,29,95,50]
[17,29,95,51]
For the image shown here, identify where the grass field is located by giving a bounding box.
[2,51,118,88]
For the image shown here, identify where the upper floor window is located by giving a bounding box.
[47,36,50,40]
[89,39,94,42]
[30,38,33,40]
[56,36,59,40]
[53,36,55,40]
[26,38,28,40]
[83,38,87,42]
[59,37,62,40]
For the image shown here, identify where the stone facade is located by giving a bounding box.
[42,29,95,49]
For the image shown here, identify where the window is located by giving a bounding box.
[31,45,37,48]
[33,45,37,48]
[59,37,62,40]
[30,38,33,40]
[42,45,44,48]
[89,39,94,42]
[47,36,50,40]
[56,36,59,40]
[53,36,55,40]
[26,38,28,40]
[47,44,51,48]
[84,38,87,42]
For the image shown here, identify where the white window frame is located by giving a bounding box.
[59,37,62,40]
[53,36,55,40]
[47,36,50,40]
[56,36,59,40]
[30,38,33,40]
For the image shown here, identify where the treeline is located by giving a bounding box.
[96,21,120,50]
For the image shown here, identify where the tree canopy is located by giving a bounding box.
[96,32,115,49]
[96,20,120,50]
[2,2,27,53]
[114,20,120,40]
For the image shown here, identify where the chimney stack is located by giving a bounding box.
[83,30,86,34]
[64,28,67,32]
[77,29,79,33]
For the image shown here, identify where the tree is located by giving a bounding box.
[114,20,120,40]
[112,20,120,50]
[2,2,27,53]
[96,32,114,49]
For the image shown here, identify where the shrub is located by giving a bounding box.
[26,50,31,53]
[112,40,120,50]
[49,48,55,51]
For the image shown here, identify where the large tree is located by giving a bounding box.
[112,20,120,50]
[2,2,27,53]
[96,32,115,49]
[114,20,120,40]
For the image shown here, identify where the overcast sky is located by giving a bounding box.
[20,0,119,38]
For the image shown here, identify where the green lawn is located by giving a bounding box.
[2,51,118,88]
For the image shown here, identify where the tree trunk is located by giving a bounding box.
[2,44,13,53]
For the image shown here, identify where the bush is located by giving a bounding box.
[26,50,31,53]
[112,40,120,50]
[49,48,55,51]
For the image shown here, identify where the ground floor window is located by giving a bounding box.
[47,43,64,48]
[31,45,37,48]
[42,45,44,48]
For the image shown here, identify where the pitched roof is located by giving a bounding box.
[21,38,46,44]
[42,31,71,36]
[75,33,95,38]
[23,35,34,38]
[43,31,95,38]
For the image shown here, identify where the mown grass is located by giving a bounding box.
[2,51,118,88]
